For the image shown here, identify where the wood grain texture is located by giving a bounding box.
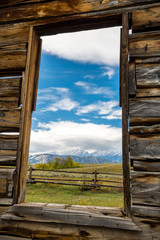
[0,235,30,240]
[0,23,29,46]
[0,150,17,166]
[132,205,160,219]
[0,89,20,98]
[0,77,21,88]
[0,198,13,207]
[0,178,7,196]
[129,61,136,96]
[130,117,160,126]
[132,7,160,32]
[0,168,15,199]
[135,57,160,64]
[130,134,160,160]
[0,0,159,25]
[0,135,18,150]
[136,63,160,88]
[15,28,40,203]
[0,221,147,240]
[0,46,26,71]
[32,38,42,111]
[0,97,19,109]
[136,88,160,97]
[133,160,160,172]
[131,171,160,206]
[129,98,160,117]
[130,124,160,134]
[0,0,159,8]
[129,31,160,58]
[121,13,131,217]
[1,204,140,231]
[0,108,21,128]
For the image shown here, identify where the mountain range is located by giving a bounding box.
[29,153,121,165]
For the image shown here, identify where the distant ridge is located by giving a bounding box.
[29,153,121,165]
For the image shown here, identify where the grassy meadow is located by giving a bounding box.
[25,163,124,208]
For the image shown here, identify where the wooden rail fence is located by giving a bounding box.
[27,167,123,189]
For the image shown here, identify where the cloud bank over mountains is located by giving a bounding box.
[30,121,122,157]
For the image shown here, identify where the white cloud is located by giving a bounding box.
[81,118,90,122]
[43,98,79,112]
[101,109,122,120]
[83,74,95,80]
[37,87,69,104]
[76,100,118,116]
[30,121,122,156]
[42,27,120,66]
[101,66,115,79]
[75,81,114,97]
[38,87,68,94]
[37,86,79,112]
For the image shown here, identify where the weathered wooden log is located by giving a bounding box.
[0,77,21,99]
[0,108,21,128]
[130,124,160,134]
[130,134,160,160]
[136,63,160,88]
[133,160,160,172]
[0,198,13,206]
[2,204,141,231]
[0,135,18,150]
[0,23,29,46]
[135,57,160,64]
[0,97,19,109]
[0,235,31,240]
[0,0,159,25]
[129,31,160,58]
[0,150,17,166]
[0,50,26,71]
[0,77,21,88]
[129,98,160,118]
[0,221,146,240]
[131,171,160,206]
[130,117,160,126]
[132,7,160,32]
[132,205,160,219]
[0,168,14,199]
[0,0,159,8]
[0,158,16,166]
[0,127,19,133]
[136,88,160,97]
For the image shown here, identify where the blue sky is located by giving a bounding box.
[29,27,122,158]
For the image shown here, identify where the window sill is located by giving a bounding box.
[1,202,141,232]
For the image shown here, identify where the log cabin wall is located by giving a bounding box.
[0,1,160,239]
[129,7,160,238]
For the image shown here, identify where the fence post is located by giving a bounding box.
[94,170,97,188]
[28,167,32,181]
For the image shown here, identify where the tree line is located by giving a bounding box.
[35,156,83,170]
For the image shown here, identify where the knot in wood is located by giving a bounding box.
[101,0,109,4]
[122,49,128,54]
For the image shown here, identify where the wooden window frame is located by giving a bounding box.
[14,13,131,218]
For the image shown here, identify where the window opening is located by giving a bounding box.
[26,27,123,208]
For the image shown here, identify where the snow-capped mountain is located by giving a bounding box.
[29,153,121,165]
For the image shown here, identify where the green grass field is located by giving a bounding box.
[25,163,124,208]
